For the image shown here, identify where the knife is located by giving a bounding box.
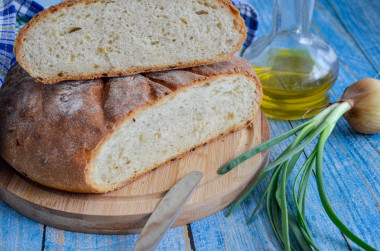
[133,171,203,251]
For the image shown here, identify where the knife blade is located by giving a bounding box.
[133,171,203,251]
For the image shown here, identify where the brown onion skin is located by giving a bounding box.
[342,78,380,135]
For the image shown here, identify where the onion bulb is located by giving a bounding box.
[342,78,380,134]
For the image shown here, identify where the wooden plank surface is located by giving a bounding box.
[0,200,44,251]
[326,0,380,72]
[190,122,351,250]
[1,0,379,250]
[191,0,380,250]
[44,226,189,251]
[296,0,380,249]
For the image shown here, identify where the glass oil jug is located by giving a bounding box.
[244,0,339,120]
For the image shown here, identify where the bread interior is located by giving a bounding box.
[89,74,259,191]
[20,0,243,79]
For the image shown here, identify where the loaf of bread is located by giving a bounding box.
[14,0,246,84]
[0,56,262,193]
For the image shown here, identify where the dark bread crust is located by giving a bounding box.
[0,56,262,193]
[14,0,247,84]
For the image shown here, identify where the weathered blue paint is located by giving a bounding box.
[0,200,44,251]
[327,0,380,72]
[37,0,59,7]
[44,225,189,251]
[0,0,379,250]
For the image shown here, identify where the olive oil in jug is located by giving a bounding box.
[244,0,339,120]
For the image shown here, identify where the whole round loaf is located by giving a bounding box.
[0,56,262,193]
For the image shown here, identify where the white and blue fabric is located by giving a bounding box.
[0,0,43,83]
[232,0,258,55]
[0,0,258,85]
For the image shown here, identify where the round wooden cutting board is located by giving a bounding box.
[0,111,270,234]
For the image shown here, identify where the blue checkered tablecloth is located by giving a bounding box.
[232,0,258,55]
[0,0,258,85]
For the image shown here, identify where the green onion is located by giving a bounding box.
[219,78,380,251]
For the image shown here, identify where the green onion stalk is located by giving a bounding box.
[219,78,380,251]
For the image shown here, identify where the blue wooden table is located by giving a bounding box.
[1,0,379,250]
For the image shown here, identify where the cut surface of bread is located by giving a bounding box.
[15,0,246,84]
[90,74,256,190]
[0,56,262,193]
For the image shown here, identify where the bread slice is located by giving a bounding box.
[14,0,246,84]
[0,56,262,193]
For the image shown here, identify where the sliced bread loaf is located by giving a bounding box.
[0,56,262,193]
[14,0,246,84]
